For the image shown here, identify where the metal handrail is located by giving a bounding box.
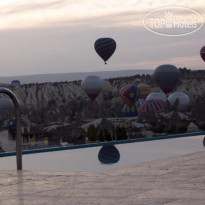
[0,87,22,170]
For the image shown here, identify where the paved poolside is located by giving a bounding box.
[0,151,205,205]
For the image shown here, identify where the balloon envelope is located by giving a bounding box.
[0,98,13,109]
[200,46,205,62]
[139,99,165,113]
[136,98,145,107]
[146,92,167,103]
[102,81,112,99]
[11,80,20,85]
[81,76,104,101]
[122,103,140,118]
[98,145,120,164]
[168,92,190,111]
[154,64,180,94]
[120,84,140,106]
[137,83,151,100]
[94,38,116,64]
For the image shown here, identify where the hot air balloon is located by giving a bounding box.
[94,38,116,64]
[154,64,180,95]
[98,145,120,164]
[81,76,104,101]
[137,83,151,100]
[0,98,13,109]
[200,46,205,62]
[136,98,145,107]
[120,84,140,106]
[102,80,112,99]
[139,99,165,113]
[11,80,20,85]
[0,98,22,111]
[168,92,190,112]
[122,103,140,117]
[146,92,167,103]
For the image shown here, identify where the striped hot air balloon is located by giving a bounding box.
[139,99,165,113]
[94,38,116,64]
[102,80,112,99]
[122,103,140,117]
[120,84,140,106]
[200,46,205,62]
[136,98,145,107]
[137,83,151,100]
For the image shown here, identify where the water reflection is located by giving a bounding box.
[98,145,120,164]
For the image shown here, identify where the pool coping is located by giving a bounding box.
[0,131,205,158]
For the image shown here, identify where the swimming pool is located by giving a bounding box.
[0,134,204,172]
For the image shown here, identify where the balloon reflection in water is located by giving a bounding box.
[98,145,120,164]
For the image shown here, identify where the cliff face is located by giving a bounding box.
[0,73,205,126]
[0,81,124,125]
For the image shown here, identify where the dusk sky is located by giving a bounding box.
[0,0,204,76]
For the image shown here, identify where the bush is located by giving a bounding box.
[116,127,127,141]
[154,124,165,133]
[105,132,112,141]
[176,122,187,133]
[86,124,97,141]
[98,130,104,142]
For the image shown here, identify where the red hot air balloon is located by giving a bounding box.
[200,46,205,62]
[81,76,104,101]
[139,99,165,113]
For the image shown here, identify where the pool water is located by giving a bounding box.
[0,135,204,172]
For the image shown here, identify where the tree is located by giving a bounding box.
[86,124,97,142]
[98,129,104,142]
[104,130,112,141]
[115,127,127,141]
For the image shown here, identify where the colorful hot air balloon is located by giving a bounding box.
[200,46,205,62]
[139,99,165,113]
[146,92,167,103]
[120,84,140,106]
[102,80,112,99]
[94,38,116,64]
[137,83,151,100]
[122,103,140,117]
[98,145,120,164]
[136,98,145,107]
[81,75,104,101]
[168,92,190,112]
[154,64,180,95]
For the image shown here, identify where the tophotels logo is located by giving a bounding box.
[143,6,204,36]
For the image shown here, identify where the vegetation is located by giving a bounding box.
[115,126,127,141]
[86,124,97,142]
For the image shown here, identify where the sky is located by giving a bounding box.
[0,0,204,76]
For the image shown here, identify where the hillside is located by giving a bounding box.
[0,68,205,127]
[0,69,153,84]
